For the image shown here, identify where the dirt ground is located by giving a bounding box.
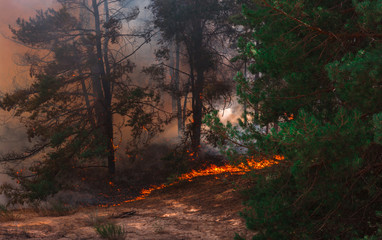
[0,175,255,240]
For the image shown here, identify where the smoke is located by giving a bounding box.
[218,100,243,124]
[0,0,57,90]
[0,0,157,205]
[0,0,57,205]
[0,0,239,206]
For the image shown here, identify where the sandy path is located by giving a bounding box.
[0,175,254,240]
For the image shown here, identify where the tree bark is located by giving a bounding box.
[182,78,190,131]
[170,41,183,136]
[79,75,95,127]
[190,18,204,154]
[175,41,183,135]
[243,62,248,125]
[170,43,176,120]
[92,0,115,176]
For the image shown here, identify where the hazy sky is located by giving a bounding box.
[0,1,58,204]
[0,0,152,91]
[0,0,56,90]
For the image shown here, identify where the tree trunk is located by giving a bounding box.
[190,19,204,154]
[79,75,95,127]
[170,43,176,120]
[243,62,248,125]
[92,0,115,176]
[191,67,203,153]
[175,42,182,136]
[182,78,190,131]
[103,0,115,177]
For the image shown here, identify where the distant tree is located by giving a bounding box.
[149,0,239,154]
[206,0,382,239]
[0,0,165,204]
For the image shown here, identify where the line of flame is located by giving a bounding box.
[99,156,282,207]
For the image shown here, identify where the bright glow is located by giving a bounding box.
[99,156,283,208]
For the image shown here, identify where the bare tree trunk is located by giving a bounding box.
[191,67,203,153]
[103,0,115,176]
[92,0,115,176]
[254,72,259,119]
[175,42,182,136]
[254,41,260,119]
[103,0,111,78]
[169,41,183,136]
[190,20,204,154]
[243,62,248,125]
[79,75,95,127]
[182,78,190,131]
[79,1,94,127]
[170,43,176,119]
[90,60,105,123]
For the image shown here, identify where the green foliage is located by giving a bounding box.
[0,164,59,205]
[0,2,168,204]
[150,0,237,43]
[235,110,381,239]
[149,0,240,151]
[26,179,58,202]
[374,113,382,144]
[113,86,167,144]
[206,0,382,239]
[95,223,127,240]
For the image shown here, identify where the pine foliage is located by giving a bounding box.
[207,0,382,238]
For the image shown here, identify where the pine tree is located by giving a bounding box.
[206,0,382,238]
[0,1,164,204]
[149,0,239,154]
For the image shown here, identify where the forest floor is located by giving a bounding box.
[0,174,255,240]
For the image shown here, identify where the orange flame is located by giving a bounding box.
[98,156,282,208]
[284,113,294,120]
[111,138,120,151]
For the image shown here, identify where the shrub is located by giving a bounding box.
[95,223,127,240]
[87,210,110,227]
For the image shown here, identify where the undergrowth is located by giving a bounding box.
[34,201,75,217]
[0,204,19,222]
[95,222,127,240]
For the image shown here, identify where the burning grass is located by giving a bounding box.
[100,156,282,208]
